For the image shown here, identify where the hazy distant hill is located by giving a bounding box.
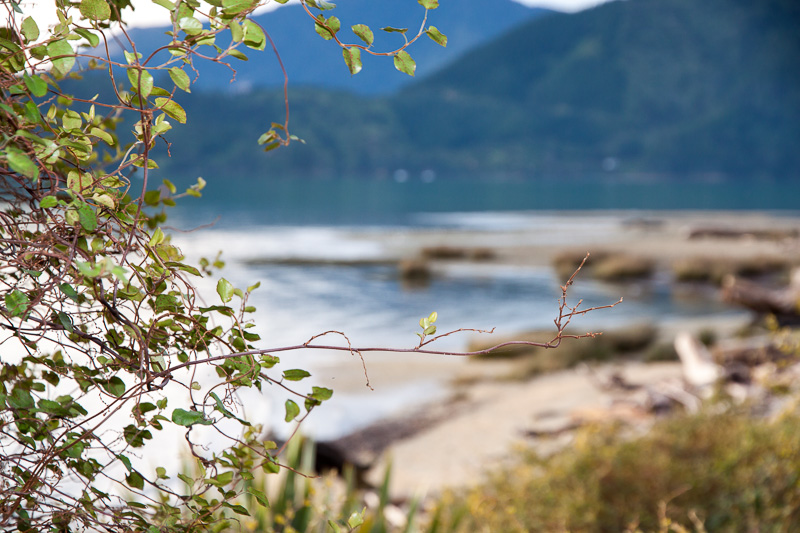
[149,0,800,181]
[110,0,545,95]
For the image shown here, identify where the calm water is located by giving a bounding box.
[168,176,800,228]
[164,174,787,438]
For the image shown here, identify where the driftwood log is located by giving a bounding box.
[722,276,800,325]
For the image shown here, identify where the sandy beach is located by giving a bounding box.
[298,210,800,498]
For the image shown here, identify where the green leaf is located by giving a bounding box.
[381,26,408,34]
[62,109,82,131]
[284,399,300,422]
[59,283,80,302]
[89,127,114,145]
[7,387,34,409]
[243,19,265,50]
[21,16,39,42]
[4,290,30,318]
[223,503,250,516]
[102,376,125,397]
[342,47,362,75]
[227,49,248,61]
[168,67,191,92]
[126,471,144,490]
[118,454,133,472]
[418,0,438,8]
[209,391,249,425]
[247,487,270,508]
[79,0,111,20]
[352,24,373,46]
[311,386,333,402]
[348,509,366,529]
[178,16,203,36]
[152,0,175,10]
[216,278,234,303]
[23,74,47,97]
[77,203,97,231]
[282,369,311,382]
[47,39,75,77]
[57,312,74,332]
[74,28,100,48]
[394,50,416,76]
[127,68,154,98]
[208,470,234,486]
[5,146,39,181]
[171,408,213,427]
[315,15,340,40]
[154,98,186,123]
[40,196,58,208]
[426,26,447,47]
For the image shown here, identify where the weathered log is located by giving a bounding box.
[674,332,722,389]
[688,227,798,241]
[721,276,800,325]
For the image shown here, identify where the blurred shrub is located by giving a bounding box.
[429,408,800,532]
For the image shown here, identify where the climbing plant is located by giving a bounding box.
[0,0,614,531]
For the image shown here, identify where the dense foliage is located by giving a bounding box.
[0,0,446,530]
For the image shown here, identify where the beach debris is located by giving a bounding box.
[722,276,800,325]
[674,332,723,390]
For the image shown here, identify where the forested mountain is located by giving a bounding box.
[147,0,800,182]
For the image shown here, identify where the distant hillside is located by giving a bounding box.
[110,0,545,95]
[151,0,800,182]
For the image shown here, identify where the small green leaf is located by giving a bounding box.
[247,487,270,508]
[243,19,265,50]
[418,0,438,8]
[423,325,437,336]
[168,67,191,92]
[348,509,366,529]
[77,203,97,231]
[89,127,114,145]
[394,50,416,76]
[57,312,74,332]
[229,21,244,42]
[171,408,213,427]
[227,49,248,61]
[80,0,111,20]
[47,39,75,77]
[118,454,133,472]
[216,278,234,303]
[342,47,362,75]
[21,16,39,42]
[381,26,408,34]
[178,16,203,36]
[315,15,340,40]
[352,24,373,46]
[311,386,333,402]
[4,290,30,317]
[284,399,300,421]
[23,74,47,97]
[5,146,39,181]
[154,98,186,123]
[40,196,58,208]
[126,471,144,490]
[282,369,311,382]
[428,311,438,323]
[127,68,154,98]
[59,283,80,302]
[102,376,125,397]
[74,28,100,48]
[426,26,447,47]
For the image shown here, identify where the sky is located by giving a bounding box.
[12,0,614,30]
